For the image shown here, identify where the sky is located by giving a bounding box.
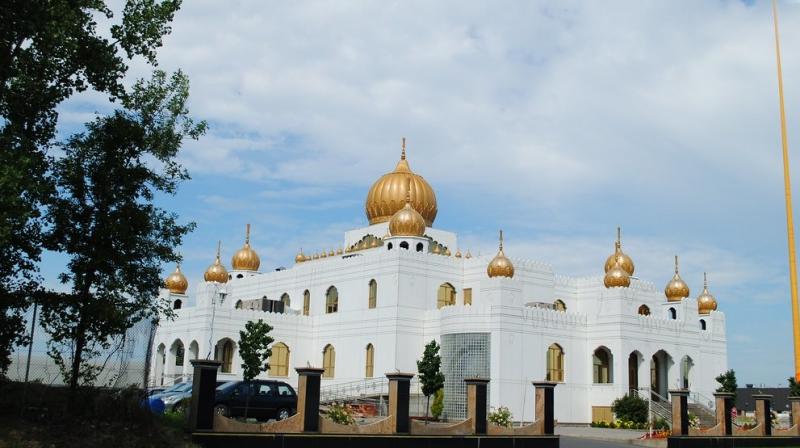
[43,0,800,386]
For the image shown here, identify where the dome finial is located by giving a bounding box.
[216,240,222,259]
[697,271,718,314]
[675,255,679,274]
[401,137,406,160]
[499,229,504,251]
[245,223,251,244]
[704,271,708,288]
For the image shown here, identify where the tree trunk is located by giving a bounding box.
[425,395,430,425]
[69,325,86,391]
[244,386,250,420]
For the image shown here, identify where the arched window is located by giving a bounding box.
[368,280,377,309]
[387,242,393,250]
[681,356,693,389]
[668,307,677,320]
[171,340,185,368]
[365,344,375,378]
[323,344,335,378]
[270,343,290,377]
[236,273,244,279]
[281,293,290,308]
[699,319,707,331]
[303,290,310,316]
[638,305,650,316]
[554,300,566,312]
[326,286,338,313]
[156,343,166,385]
[399,241,409,250]
[215,339,235,373]
[235,300,243,309]
[546,343,564,382]
[189,340,199,362]
[593,346,613,384]
[437,283,456,309]
[416,242,424,252]
[173,299,182,309]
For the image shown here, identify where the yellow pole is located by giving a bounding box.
[772,0,800,381]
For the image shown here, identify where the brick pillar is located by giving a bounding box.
[295,367,325,432]
[465,378,490,435]
[533,381,557,435]
[713,392,735,436]
[753,394,773,436]
[188,359,221,431]
[791,397,800,428]
[386,372,414,434]
[669,389,690,436]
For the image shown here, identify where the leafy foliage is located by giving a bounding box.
[327,402,356,425]
[238,320,274,382]
[611,393,648,424]
[431,388,444,420]
[417,339,445,422]
[789,377,800,397]
[715,369,738,401]
[488,406,513,428]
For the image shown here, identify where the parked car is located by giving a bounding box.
[149,382,192,403]
[161,385,192,412]
[213,380,297,421]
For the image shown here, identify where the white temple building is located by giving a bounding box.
[153,141,727,424]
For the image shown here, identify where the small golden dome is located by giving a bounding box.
[487,230,515,278]
[455,249,462,258]
[357,240,365,250]
[465,250,472,259]
[365,138,438,226]
[165,264,189,294]
[312,253,320,260]
[321,250,327,258]
[295,249,306,264]
[336,247,343,255]
[431,244,442,254]
[231,224,260,271]
[328,249,335,256]
[665,255,690,301]
[444,248,451,256]
[370,238,380,248]
[388,184,427,237]
[604,259,631,288]
[697,272,718,315]
[204,242,228,283]
[604,227,635,276]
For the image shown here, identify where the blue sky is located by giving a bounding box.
[44,0,800,386]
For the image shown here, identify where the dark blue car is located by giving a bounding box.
[213,380,297,421]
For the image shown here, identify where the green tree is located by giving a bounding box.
[0,0,183,377]
[40,70,204,389]
[417,339,445,423]
[715,369,738,401]
[238,319,274,419]
[611,394,648,424]
[790,377,800,397]
[431,388,444,420]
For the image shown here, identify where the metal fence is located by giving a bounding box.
[6,305,157,389]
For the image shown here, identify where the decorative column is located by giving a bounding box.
[188,359,221,431]
[753,394,773,436]
[386,372,414,434]
[669,389,690,436]
[533,381,557,435]
[465,378,490,434]
[295,367,325,432]
[714,392,735,436]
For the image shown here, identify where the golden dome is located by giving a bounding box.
[204,242,228,283]
[664,255,690,302]
[455,249,462,258]
[697,272,718,315]
[604,259,631,288]
[465,250,472,259]
[165,264,188,294]
[604,227,635,276]
[231,224,260,271]
[329,249,335,256]
[444,248,451,256]
[388,185,427,237]
[431,244,442,254]
[487,230,515,278]
[365,138,437,226]
[295,249,306,264]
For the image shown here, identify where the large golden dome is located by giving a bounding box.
[204,241,229,283]
[604,227,634,276]
[604,259,631,288]
[389,186,427,237]
[231,224,260,271]
[365,138,437,226]
[697,272,718,315]
[487,230,515,278]
[664,255,689,302]
[165,264,188,294]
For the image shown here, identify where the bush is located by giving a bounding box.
[488,406,513,428]
[611,394,648,424]
[326,402,355,425]
[653,417,670,430]
[715,369,737,401]
[431,388,444,420]
[789,377,800,397]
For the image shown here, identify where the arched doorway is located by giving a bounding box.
[651,350,673,400]
[215,339,235,373]
[189,340,199,363]
[681,356,694,389]
[155,343,166,386]
[592,346,613,384]
[628,351,642,393]
[546,343,564,382]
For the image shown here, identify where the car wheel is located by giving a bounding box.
[214,404,230,417]
[277,408,290,421]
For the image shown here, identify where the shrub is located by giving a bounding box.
[688,412,699,429]
[653,417,670,430]
[431,388,444,420]
[715,369,737,401]
[327,402,355,425]
[789,377,800,397]
[488,406,513,428]
[611,394,648,424]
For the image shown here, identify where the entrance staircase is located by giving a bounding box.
[319,377,425,417]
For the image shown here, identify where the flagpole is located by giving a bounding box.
[772,0,800,381]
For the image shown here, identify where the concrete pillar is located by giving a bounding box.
[713,392,735,436]
[791,397,800,427]
[669,389,689,436]
[533,381,557,435]
[295,367,325,432]
[465,378,490,435]
[753,394,773,436]
[386,372,414,434]
[188,359,221,431]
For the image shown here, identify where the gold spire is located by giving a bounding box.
[487,230,515,278]
[664,255,690,302]
[231,223,260,271]
[401,137,406,160]
[165,263,189,294]
[295,248,306,264]
[604,227,635,276]
[388,179,427,237]
[466,250,472,259]
[455,249,462,258]
[696,272,718,315]
[204,241,229,283]
[604,258,630,288]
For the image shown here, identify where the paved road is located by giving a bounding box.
[560,436,635,448]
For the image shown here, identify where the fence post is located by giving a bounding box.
[386,372,414,433]
[295,367,325,432]
[465,378,490,434]
[713,392,735,436]
[753,394,773,436]
[533,381,557,435]
[669,389,690,436]
[188,359,221,431]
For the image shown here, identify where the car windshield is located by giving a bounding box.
[162,383,188,393]
[216,381,237,392]
[170,382,192,393]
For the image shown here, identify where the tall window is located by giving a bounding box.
[593,347,613,384]
[699,319,707,331]
[326,286,338,313]
[463,288,473,306]
[365,344,374,378]
[303,290,310,316]
[553,300,566,311]
[270,343,290,377]
[638,305,650,316]
[235,300,243,309]
[173,299,182,309]
[668,307,677,320]
[217,339,234,373]
[437,283,456,309]
[322,344,335,378]
[280,293,290,308]
[174,341,185,367]
[546,343,564,382]
[368,279,377,309]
